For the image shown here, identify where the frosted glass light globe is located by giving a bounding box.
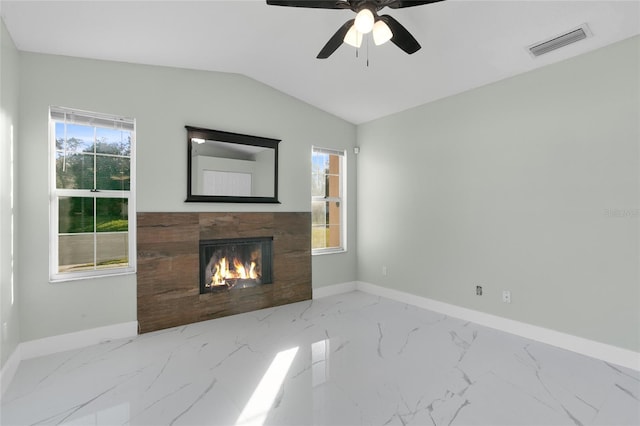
[373,20,392,45]
[354,9,374,34]
[343,25,363,48]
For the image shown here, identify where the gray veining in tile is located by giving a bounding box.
[1,291,638,425]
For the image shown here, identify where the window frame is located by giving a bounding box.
[49,106,136,282]
[311,146,347,255]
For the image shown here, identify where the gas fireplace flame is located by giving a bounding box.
[211,256,258,287]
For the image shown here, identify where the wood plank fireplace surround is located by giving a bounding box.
[137,212,311,333]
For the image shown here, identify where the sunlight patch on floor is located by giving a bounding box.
[235,346,299,426]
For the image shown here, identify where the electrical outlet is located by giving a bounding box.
[382,266,387,276]
[502,290,511,304]
[476,286,483,296]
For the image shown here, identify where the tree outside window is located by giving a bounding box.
[50,108,135,280]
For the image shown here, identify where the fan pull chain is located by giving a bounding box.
[366,36,370,67]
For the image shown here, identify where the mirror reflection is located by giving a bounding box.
[186,126,280,203]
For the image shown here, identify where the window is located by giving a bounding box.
[312,147,346,254]
[49,107,135,281]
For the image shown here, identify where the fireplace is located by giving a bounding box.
[199,237,273,294]
[137,212,311,333]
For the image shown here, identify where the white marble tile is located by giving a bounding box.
[1,291,638,425]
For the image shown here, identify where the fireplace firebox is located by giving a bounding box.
[199,237,273,294]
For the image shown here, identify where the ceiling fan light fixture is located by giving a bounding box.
[372,20,392,45]
[266,0,434,59]
[343,25,363,47]
[354,8,374,34]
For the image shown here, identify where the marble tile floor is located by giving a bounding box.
[1,291,639,426]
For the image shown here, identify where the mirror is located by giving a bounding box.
[186,126,280,203]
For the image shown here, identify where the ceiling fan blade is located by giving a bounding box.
[317,19,354,59]
[379,15,421,54]
[387,0,445,8]
[266,0,350,9]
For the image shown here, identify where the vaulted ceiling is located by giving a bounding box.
[2,1,639,124]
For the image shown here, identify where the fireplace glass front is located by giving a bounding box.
[199,237,273,294]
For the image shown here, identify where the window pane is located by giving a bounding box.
[326,174,340,198]
[328,154,340,173]
[55,122,65,151]
[59,196,94,233]
[96,233,129,270]
[312,201,327,226]
[312,201,341,249]
[326,224,341,248]
[96,128,131,156]
[312,151,328,197]
[327,203,341,242]
[96,198,128,232]
[312,225,328,249]
[96,156,131,190]
[311,172,325,197]
[56,152,94,189]
[56,123,95,154]
[312,224,342,250]
[312,152,329,174]
[58,233,95,272]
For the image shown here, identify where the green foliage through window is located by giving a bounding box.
[55,122,131,191]
[51,107,135,279]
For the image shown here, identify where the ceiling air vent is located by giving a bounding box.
[528,24,591,57]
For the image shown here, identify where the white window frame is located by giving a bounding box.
[312,146,347,255]
[49,106,136,282]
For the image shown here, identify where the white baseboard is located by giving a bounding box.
[313,281,358,299]
[0,345,21,396]
[3,282,638,398]
[20,321,138,360]
[2,321,137,396]
[321,281,640,371]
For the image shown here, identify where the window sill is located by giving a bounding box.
[312,248,346,256]
[49,269,136,284]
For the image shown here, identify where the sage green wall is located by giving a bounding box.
[357,36,640,352]
[14,33,637,354]
[17,53,357,342]
[0,18,20,370]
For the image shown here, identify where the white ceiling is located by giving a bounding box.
[2,1,639,124]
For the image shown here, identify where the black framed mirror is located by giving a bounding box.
[186,126,280,203]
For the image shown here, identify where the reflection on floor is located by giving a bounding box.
[2,291,639,425]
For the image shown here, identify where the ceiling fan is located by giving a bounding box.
[266,0,445,59]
